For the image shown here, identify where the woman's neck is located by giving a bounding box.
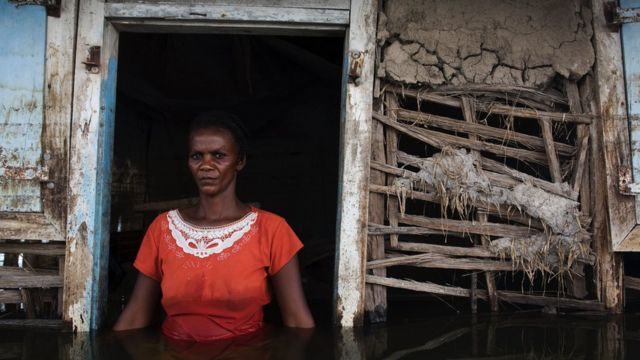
[183,189,249,225]
[198,191,244,217]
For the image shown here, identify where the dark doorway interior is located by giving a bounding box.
[108,32,344,325]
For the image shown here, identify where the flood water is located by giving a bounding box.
[2,312,639,359]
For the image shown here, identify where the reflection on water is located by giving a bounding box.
[1,313,639,359]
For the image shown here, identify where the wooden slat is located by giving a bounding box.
[539,117,563,183]
[462,96,484,314]
[371,157,538,200]
[395,151,522,190]
[478,212,499,312]
[106,3,350,23]
[385,95,400,247]
[366,275,605,311]
[372,158,543,206]
[409,257,514,272]
[366,275,473,298]
[482,103,592,124]
[387,242,496,258]
[391,88,462,107]
[578,77,592,218]
[385,86,591,123]
[374,112,550,165]
[496,291,604,311]
[371,159,420,179]
[0,289,22,303]
[105,3,350,33]
[368,224,445,236]
[389,238,608,265]
[479,156,577,200]
[0,266,57,275]
[0,243,65,256]
[565,79,588,299]
[476,205,544,230]
[390,84,568,107]
[106,0,351,10]
[0,268,62,288]
[369,183,437,202]
[396,108,576,156]
[566,79,589,194]
[625,276,640,291]
[0,213,64,241]
[399,214,539,238]
[367,253,514,271]
[367,253,442,269]
[365,108,387,323]
[369,182,545,230]
[573,129,590,194]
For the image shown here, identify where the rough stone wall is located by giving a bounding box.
[378,0,594,88]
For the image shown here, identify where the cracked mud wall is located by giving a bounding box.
[379,0,594,88]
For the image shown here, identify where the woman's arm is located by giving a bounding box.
[271,255,315,328]
[113,273,161,331]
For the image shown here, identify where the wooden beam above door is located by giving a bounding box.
[105,2,349,35]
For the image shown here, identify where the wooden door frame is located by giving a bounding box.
[589,0,639,311]
[64,0,376,331]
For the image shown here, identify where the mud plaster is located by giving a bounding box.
[379,0,594,88]
[393,148,590,274]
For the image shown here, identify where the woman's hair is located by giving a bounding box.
[189,111,249,159]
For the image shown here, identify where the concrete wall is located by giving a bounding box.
[378,0,594,88]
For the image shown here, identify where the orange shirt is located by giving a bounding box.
[133,207,303,342]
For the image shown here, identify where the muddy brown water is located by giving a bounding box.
[2,312,639,359]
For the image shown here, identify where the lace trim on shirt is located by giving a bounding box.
[167,210,258,258]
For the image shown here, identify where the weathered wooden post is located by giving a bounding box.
[65,0,118,331]
[334,0,379,327]
[590,0,635,312]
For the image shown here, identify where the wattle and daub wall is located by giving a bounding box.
[365,0,606,316]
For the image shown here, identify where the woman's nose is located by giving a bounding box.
[200,155,216,169]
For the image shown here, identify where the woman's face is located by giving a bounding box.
[188,127,245,197]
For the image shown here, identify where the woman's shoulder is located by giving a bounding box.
[147,210,173,229]
[254,207,288,227]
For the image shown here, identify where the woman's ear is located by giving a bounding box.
[236,155,246,171]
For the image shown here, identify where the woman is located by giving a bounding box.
[113,112,315,342]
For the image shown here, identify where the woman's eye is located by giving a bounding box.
[190,153,202,160]
[214,153,225,159]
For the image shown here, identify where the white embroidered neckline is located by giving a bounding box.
[167,210,258,258]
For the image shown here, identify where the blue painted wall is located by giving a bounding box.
[621,0,640,223]
[0,1,46,212]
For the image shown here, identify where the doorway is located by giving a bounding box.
[107,32,344,325]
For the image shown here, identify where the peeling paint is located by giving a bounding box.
[65,221,93,333]
[90,56,118,329]
[334,0,378,328]
[0,2,46,212]
[620,0,640,224]
[64,0,109,329]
